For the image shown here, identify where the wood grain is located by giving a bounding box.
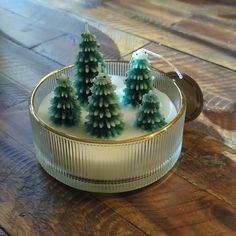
[0,8,62,48]
[0,132,146,236]
[192,108,236,148]
[34,33,121,66]
[0,0,236,235]
[178,132,236,206]
[173,16,236,51]
[0,0,148,60]
[0,74,28,112]
[95,174,236,236]
[43,0,236,70]
[0,103,33,149]
[107,0,236,51]
[0,36,60,90]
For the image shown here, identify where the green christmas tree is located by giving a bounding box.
[49,74,81,126]
[123,55,153,107]
[86,67,124,138]
[74,23,106,105]
[136,90,167,131]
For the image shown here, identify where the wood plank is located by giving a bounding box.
[173,17,236,51]
[0,8,63,48]
[40,0,236,70]
[95,173,236,236]
[138,0,236,30]
[106,0,189,27]
[107,0,236,51]
[0,0,148,61]
[191,94,236,148]
[0,36,61,91]
[3,0,235,70]
[0,103,33,149]
[128,0,236,22]
[0,73,28,112]
[178,132,236,207]
[0,132,146,236]
[34,33,121,66]
[0,0,50,18]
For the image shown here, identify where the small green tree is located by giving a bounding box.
[86,70,124,138]
[123,57,153,107]
[136,90,166,131]
[49,74,81,126]
[74,23,106,105]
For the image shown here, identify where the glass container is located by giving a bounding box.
[29,61,186,193]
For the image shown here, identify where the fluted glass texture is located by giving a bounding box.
[29,62,186,193]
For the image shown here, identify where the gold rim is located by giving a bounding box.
[29,62,186,144]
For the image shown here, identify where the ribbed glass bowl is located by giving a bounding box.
[29,61,186,193]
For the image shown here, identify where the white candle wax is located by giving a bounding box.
[38,75,177,141]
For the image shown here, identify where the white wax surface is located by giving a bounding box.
[38,75,177,140]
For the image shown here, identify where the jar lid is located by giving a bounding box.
[166,72,203,122]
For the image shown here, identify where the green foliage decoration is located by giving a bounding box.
[49,74,81,126]
[74,26,106,105]
[86,71,124,138]
[123,58,153,107]
[136,90,167,131]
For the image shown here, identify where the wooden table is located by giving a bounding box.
[0,0,235,235]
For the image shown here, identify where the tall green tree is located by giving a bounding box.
[136,90,166,131]
[49,74,81,126]
[74,23,106,105]
[123,57,153,107]
[86,70,124,138]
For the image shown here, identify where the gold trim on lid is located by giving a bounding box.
[166,71,203,122]
[29,62,186,144]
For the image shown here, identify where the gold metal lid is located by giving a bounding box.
[166,72,203,122]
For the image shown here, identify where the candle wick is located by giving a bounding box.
[134,48,183,79]
[85,22,90,33]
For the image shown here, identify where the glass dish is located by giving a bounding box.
[29,61,186,193]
